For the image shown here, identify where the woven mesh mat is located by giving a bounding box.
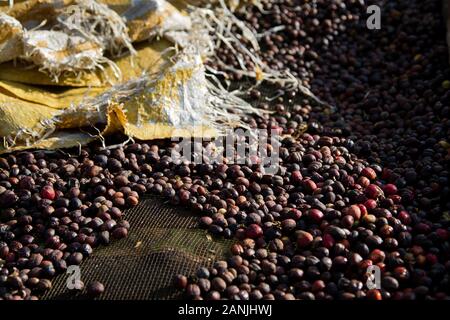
[42,196,233,300]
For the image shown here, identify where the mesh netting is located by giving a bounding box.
[42,196,233,300]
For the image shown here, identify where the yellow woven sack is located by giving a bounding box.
[0,0,189,86]
[0,51,258,154]
[0,38,171,86]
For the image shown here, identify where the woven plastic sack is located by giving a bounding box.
[0,51,258,153]
[1,0,74,29]
[0,12,23,63]
[0,38,170,86]
[119,0,191,43]
[21,30,107,82]
[0,0,190,86]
